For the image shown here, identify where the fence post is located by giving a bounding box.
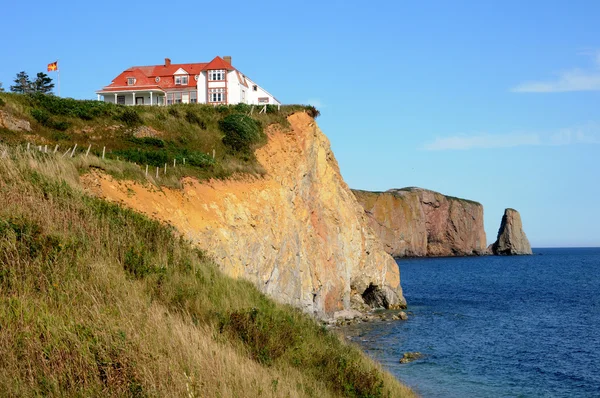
[102,146,106,160]
[173,159,176,167]
[54,144,59,153]
[85,144,92,157]
[63,148,71,157]
[183,158,186,165]
[44,145,48,153]
[145,165,148,176]
[70,144,77,158]
[27,143,30,152]
[212,149,215,159]
[164,163,167,175]
[156,167,159,179]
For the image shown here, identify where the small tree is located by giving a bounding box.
[10,71,32,94]
[32,72,54,94]
[0,82,4,92]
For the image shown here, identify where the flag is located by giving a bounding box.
[47,61,58,72]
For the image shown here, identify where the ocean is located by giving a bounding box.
[343,248,600,397]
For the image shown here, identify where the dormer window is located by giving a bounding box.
[175,75,188,85]
[127,77,136,86]
[209,70,225,81]
[252,85,258,91]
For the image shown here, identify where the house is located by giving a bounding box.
[96,56,280,106]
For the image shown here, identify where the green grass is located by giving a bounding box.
[0,146,414,397]
[0,92,316,184]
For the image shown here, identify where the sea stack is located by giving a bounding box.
[490,208,532,255]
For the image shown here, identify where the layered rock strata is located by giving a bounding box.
[490,208,532,255]
[82,112,405,319]
[353,188,487,257]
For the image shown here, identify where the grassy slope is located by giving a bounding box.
[0,95,414,397]
[0,92,315,186]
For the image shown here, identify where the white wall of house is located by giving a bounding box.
[226,71,242,104]
[197,73,207,103]
[245,77,280,105]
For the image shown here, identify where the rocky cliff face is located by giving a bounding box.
[82,113,405,318]
[353,188,487,257]
[490,208,532,255]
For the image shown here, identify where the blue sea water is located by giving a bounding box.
[345,248,600,397]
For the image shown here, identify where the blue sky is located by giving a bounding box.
[1,0,599,247]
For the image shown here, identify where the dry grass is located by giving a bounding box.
[0,147,415,397]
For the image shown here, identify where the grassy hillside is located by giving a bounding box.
[0,96,414,397]
[0,92,317,185]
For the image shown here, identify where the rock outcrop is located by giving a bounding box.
[490,208,532,255]
[82,112,405,319]
[353,188,487,257]
[0,110,31,132]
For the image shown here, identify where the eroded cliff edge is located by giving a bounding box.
[353,188,487,257]
[82,112,405,319]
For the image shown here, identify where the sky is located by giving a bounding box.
[1,0,599,247]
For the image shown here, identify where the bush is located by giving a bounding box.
[218,114,263,153]
[185,110,202,125]
[117,108,143,127]
[31,108,50,125]
[0,97,5,107]
[305,105,320,118]
[128,137,165,148]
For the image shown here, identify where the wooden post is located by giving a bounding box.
[145,165,148,176]
[70,144,77,158]
[212,149,215,159]
[85,144,92,157]
[44,145,48,153]
[164,163,167,175]
[156,167,159,178]
[102,146,106,159]
[173,159,176,167]
[63,148,71,157]
[38,146,42,152]
[27,143,30,152]
[183,158,186,165]
[54,144,59,153]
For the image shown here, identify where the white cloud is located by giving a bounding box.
[423,124,600,151]
[511,51,600,93]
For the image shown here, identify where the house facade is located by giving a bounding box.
[96,56,279,106]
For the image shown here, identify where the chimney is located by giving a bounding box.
[223,56,232,65]
[165,58,171,67]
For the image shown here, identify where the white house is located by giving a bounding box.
[96,56,280,106]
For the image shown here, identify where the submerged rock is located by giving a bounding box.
[491,208,532,255]
[399,352,423,364]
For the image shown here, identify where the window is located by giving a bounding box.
[175,92,182,104]
[258,97,269,104]
[208,88,226,103]
[127,78,135,86]
[241,90,246,101]
[175,75,188,85]
[117,95,125,104]
[190,91,197,103]
[155,76,160,83]
[167,93,173,105]
[252,85,257,91]
[209,70,225,81]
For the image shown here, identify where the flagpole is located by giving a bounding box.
[57,59,60,97]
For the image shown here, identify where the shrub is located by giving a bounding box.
[31,108,50,125]
[128,137,165,148]
[0,97,5,107]
[305,105,320,118]
[117,108,143,126]
[167,107,180,118]
[218,113,263,153]
[185,110,202,125]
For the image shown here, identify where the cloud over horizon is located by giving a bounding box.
[511,51,600,93]
[423,124,600,150]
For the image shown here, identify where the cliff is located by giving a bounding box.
[490,208,532,255]
[353,188,487,257]
[82,112,405,318]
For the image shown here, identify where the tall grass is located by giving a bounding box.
[0,147,414,397]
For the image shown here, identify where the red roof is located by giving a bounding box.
[99,56,235,92]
